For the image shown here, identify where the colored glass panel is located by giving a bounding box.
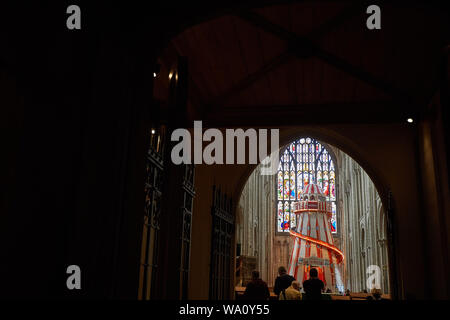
[277,137,338,234]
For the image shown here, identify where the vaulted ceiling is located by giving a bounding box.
[154,2,449,126]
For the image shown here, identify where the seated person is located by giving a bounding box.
[279,281,302,300]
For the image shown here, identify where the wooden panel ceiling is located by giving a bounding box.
[157,2,449,124]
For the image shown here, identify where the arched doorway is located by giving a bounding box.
[236,135,392,297]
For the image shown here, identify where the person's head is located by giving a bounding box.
[278,266,287,276]
[291,281,300,290]
[251,270,260,280]
[309,268,318,279]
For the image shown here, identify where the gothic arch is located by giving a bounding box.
[235,127,391,214]
[235,126,395,295]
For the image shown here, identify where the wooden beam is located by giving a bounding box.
[206,51,295,112]
[203,5,369,114]
[237,10,415,104]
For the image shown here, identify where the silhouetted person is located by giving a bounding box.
[243,271,270,300]
[345,289,351,296]
[302,268,325,300]
[274,266,295,298]
[326,288,332,293]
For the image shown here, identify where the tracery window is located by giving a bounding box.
[277,137,337,234]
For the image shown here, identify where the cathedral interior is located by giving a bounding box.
[237,140,390,295]
[1,1,449,300]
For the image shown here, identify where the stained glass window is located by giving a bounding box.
[277,137,337,234]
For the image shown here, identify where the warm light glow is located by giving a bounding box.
[407,118,413,123]
[151,129,156,135]
[168,72,173,80]
[153,72,157,78]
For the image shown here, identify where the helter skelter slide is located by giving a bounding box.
[287,183,344,290]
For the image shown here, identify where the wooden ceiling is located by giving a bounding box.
[155,2,449,126]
